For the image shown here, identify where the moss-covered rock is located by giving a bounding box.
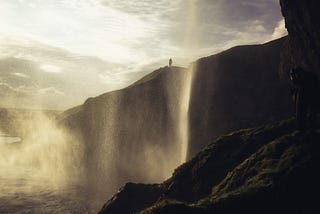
[99,118,314,213]
[202,131,320,213]
[161,119,295,202]
[141,126,320,214]
[140,200,205,214]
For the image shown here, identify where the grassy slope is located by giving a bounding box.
[140,119,320,214]
[99,117,320,213]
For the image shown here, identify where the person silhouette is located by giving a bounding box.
[169,58,172,67]
[290,67,319,131]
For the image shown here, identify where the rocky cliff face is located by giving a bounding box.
[188,37,292,158]
[59,66,191,196]
[280,0,320,78]
[60,37,292,198]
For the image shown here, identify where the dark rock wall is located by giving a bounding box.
[280,0,320,78]
[99,183,164,214]
[188,37,293,158]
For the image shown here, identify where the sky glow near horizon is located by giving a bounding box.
[0,0,287,109]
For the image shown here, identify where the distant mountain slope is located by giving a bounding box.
[188,37,292,158]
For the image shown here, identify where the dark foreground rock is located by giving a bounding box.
[99,183,164,214]
[99,118,320,213]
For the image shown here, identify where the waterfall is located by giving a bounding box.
[177,68,193,163]
[0,66,194,213]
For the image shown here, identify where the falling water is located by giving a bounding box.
[179,0,198,163]
[177,69,193,163]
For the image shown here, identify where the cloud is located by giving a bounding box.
[100,0,181,20]
[0,0,150,63]
[13,72,30,78]
[0,41,128,109]
[270,19,288,40]
[1,80,30,96]
[0,0,286,109]
[100,0,284,61]
[1,0,284,62]
[40,64,62,73]
[0,82,19,94]
[38,87,65,96]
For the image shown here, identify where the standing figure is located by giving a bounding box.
[290,67,319,131]
[169,58,173,67]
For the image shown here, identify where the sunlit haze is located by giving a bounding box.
[0,0,287,109]
[0,1,303,213]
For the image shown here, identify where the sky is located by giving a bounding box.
[0,0,287,110]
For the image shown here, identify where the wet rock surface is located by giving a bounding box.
[280,0,320,78]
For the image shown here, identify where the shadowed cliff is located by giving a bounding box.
[188,37,293,158]
[59,66,191,196]
[280,0,320,78]
[59,38,292,198]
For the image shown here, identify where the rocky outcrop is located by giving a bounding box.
[205,129,320,214]
[161,120,295,202]
[100,119,294,213]
[280,0,320,78]
[188,37,293,158]
[99,183,164,214]
[99,118,320,213]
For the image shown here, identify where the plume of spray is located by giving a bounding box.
[0,110,85,191]
[81,93,121,196]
